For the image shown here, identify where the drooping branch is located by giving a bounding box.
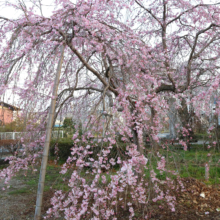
[167,2,220,26]
[187,23,220,87]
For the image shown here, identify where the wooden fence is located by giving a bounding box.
[0,131,64,140]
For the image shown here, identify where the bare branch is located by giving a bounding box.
[135,0,162,27]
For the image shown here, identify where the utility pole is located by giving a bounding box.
[34,45,65,220]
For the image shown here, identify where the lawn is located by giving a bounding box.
[145,146,220,185]
[1,146,220,219]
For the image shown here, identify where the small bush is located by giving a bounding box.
[50,138,73,161]
[50,138,128,162]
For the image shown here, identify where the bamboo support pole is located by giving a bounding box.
[34,45,65,220]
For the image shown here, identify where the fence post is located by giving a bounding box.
[205,162,209,181]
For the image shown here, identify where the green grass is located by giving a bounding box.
[2,143,220,198]
[26,179,38,186]
[8,187,30,195]
[143,148,220,185]
[0,164,8,170]
[10,164,72,195]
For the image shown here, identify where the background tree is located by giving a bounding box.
[62,117,75,136]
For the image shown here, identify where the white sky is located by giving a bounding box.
[0,0,56,107]
[0,0,55,19]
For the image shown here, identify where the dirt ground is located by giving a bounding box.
[1,175,220,219]
[0,178,54,220]
[149,178,220,220]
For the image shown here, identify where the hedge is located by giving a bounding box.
[50,138,73,161]
[50,138,129,162]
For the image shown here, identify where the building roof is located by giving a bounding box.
[0,102,20,111]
